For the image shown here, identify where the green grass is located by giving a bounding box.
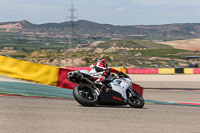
[0,32,13,35]
[93,42,112,49]
[132,39,174,49]
[0,42,67,50]
[92,39,174,50]
[11,55,26,58]
[128,49,187,58]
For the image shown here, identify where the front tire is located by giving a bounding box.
[127,90,145,108]
[73,84,98,106]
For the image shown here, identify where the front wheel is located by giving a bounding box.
[127,90,145,108]
[73,84,98,106]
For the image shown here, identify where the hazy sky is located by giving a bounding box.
[0,0,200,25]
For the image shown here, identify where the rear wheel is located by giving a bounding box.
[73,84,98,106]
[127,90,145,108]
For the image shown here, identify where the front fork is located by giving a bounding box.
[127,88,136,98]
[94,88,100,96]
[92,84,101,96]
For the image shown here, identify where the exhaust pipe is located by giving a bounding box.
[67,71,95,85]
[67,71,83,81]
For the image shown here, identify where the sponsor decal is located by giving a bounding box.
[113,96,122,101]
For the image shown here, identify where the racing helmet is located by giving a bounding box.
[97,58,108,67]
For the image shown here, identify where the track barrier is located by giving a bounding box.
[158,68,175,74]
[127,68,158,74]
[65,67,89,71]
[184,68,193,74]
[127,68,200,74]
[2,55,199,97]
[57,68,77,89]
[0,55,144,96]
[0,55,58,86]
[194,68,200,74]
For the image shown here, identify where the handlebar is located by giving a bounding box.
[118,72,129,78]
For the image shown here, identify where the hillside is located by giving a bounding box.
[1,20,200,67]
[1,38,199,68]
[88,40,173,50]
[0,20,200,41]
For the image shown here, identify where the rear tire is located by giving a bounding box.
[73,84,98,106]
[127,90,145,108]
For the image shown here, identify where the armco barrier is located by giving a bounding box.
[112,67,127,74]
[175,68,185,73]
[65,67,89,71]
[184,68,193,74]
[194,68,200,74]
[112,67,136,74]
[0,55,58,86]
[158,68,175,74]
[127,68,158,74]
[127,68,197,74]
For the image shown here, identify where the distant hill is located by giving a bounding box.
[0,20,200,41]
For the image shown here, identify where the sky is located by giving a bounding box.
[0,0,200,25]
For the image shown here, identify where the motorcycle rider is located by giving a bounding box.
[89,58,123,92]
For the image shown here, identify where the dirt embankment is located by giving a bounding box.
[157,38,200,51]
[0,23,22,31]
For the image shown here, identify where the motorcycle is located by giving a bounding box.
[67,70,144,108]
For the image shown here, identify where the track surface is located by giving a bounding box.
[0,75,200,133]
[1,90,200,133]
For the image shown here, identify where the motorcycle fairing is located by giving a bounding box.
[98,90,127,105]
[110,78,132,101]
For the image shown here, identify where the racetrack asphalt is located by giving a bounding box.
[0,75,200,133]
[0,93,200,133]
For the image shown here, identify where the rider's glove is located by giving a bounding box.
[118,72,124,78]
[104,69,110,77]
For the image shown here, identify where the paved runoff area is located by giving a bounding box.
[129,74,200,89]
[0,74,200,133]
